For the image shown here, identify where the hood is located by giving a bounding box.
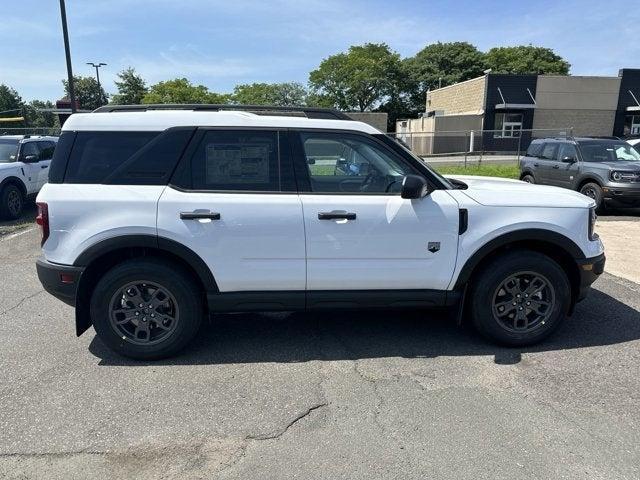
[592,161,640,170]
[445,175,595,209]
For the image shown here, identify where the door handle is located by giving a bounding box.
[41,165,48,169]
[180,211,221,220]
[533,163,539,167]
[318,210,356,220]
[552,165,560,169]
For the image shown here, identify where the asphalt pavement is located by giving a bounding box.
[0,227,639,479]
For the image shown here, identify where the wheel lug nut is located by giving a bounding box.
[519,307,523,311]
[512,302,517,306]
[135,311,140,316]
[139,303,143,308]
[526,301,531,306]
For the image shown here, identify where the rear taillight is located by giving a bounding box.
[36,202,49,246]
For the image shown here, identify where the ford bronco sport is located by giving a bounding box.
[36,105,605,359]
[520,137,640,210]
[0,135,57,219]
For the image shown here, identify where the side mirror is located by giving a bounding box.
[22,154,38,163]
[401,174,429,199]
[561,156,577,164]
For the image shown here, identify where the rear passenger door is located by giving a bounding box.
[554,143,580,188]
[157,129,306,293]
[536,143,560,185]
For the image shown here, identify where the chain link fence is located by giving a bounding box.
[389,128,574,166]
[0,127,61,137]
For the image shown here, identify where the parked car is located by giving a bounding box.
[36,105,604,359]
[626,137,640,149]
[520,137,640,210]
[0,135,58,219]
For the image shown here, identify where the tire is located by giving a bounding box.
[90,258,203,360]
[579,182,604,210]
[469,250,571,347]
[0,184,24,220]
[521,174,535,184]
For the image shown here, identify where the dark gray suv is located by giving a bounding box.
[520,137,640,210]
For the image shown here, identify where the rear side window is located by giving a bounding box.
[48,132,76,183]
[190,130,280,192]
[539,143,559,160]
[526,142,542,157]
[105,128,194,185]
[38,141,56,161]
[65,132,158,184]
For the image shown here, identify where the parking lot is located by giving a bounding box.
[1,212,639,479]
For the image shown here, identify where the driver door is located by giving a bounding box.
[18,142,41,195]
[293,130,460,291]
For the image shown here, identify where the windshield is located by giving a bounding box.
[579,141,640,162]
[0,139,19,163]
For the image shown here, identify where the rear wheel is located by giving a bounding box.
[90,258,203,360]
[0,184,24,220]
[469,250,570,346]
[521,174,535,184]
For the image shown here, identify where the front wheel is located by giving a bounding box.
[0,184,24,220]
[90,258,203,360]
[580,182,604,211]
[469,250,571,346]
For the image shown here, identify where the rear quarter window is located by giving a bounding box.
[64,132,159,184]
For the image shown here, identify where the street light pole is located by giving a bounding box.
[59,0,76,113]
[86,62,107,89]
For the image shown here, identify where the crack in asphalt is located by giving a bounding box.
[0,289,44,317]
[246,402,329,441]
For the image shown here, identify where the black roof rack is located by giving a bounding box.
[92,104,352,120]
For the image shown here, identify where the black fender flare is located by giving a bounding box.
[0,176,27,197]
[73,234,218,336]
[73,234,218,292]
[453,228,584,290]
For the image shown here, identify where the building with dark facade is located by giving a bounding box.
[397,69,640,155]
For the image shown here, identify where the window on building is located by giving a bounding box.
[494,113,523,138]
[624,115,640,136]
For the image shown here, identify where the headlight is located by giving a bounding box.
[611,170,635,182]
[588,207,598,241]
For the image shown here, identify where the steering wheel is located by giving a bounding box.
[359,172,378,192]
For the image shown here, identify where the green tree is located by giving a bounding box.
[232,82,307,106]
[62,75,108,110]
[309,43,404,112]
[23,100,59,129]
[111,67,148,105]
[142,78,229,104]
[485,45,570,75]
[0,84,23,117]
[403,42,487,111]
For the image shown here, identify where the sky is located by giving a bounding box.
[1,0,639,102]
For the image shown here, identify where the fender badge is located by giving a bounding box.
[428,242,441,253]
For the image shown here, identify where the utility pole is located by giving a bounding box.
[87,62,107,89]
[59,0,76,113]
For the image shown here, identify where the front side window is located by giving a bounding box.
[0,139,18,163]
[301,132,413,194]
[191,130,280,191]
[494,113,523,138]
[557,143,578,161]
[579,141,640,162]
[20,142,39,160]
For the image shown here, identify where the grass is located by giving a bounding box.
[433,163,520,179]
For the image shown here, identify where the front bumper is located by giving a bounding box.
[602,185,640,206]
[36,257,84,307]
[575,253,606,302]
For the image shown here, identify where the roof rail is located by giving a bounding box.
[92,104,352,120]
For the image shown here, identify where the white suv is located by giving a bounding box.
[0,135,57,219]
[35,105,605,359]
